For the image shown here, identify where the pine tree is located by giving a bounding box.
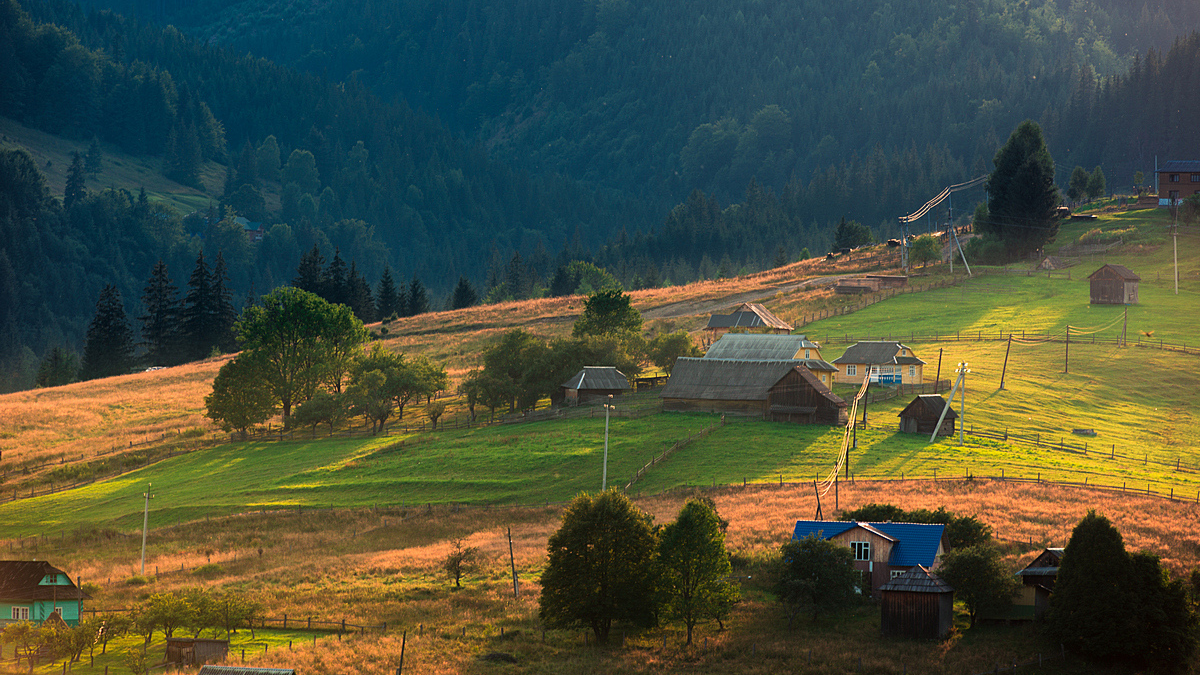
[323,248,348,306]
[981,120,1060,258]
[139,259,180,366]
[64,151,87,209]
[85,137,103,175]
[451,276,479,309]
[375,266,401,319]
[406,275,430,316]
[35,346,79,387]
[80,285,136,380]
[346,261,376,323]
[180,252,215,361]
[211,252,239,353]
[293,244,325,294]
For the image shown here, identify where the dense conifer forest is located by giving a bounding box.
[2,0,1200,390]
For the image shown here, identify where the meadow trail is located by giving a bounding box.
[641,273,850,319]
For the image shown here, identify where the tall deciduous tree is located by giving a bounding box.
[657,499,739,645]
[80,285,135,380]
[572,289,642,338]
[647,330,701,374]
[980,120,1060,258]
[937,545,1019,627]
[139,259,180,366]
[539,491,659,644]
[204,352,276,437]
[776,535,859,626]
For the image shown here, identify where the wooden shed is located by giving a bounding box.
[560,366,630,405]
[661,359,846,424]
[166,638,229,666]
[1088,264,1139,304]
[879,566,955,640]
[898,395,956,436]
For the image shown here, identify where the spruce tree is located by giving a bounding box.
[980,120,1060,258]
[293,244,325,294]
[211,252,239,353]
[64,151,87,209]
[36,346,79,387]
[451,276,479,309]
[139,259,180,366]
[85,137,103,175]
[1086,166,1107,201]
[346,261,376,323]
[375,266,401,320]
[180,252,215,360]
[80,285,136,380]
[323,248,348,306]
[406,275,430,316]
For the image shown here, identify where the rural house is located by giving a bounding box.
[0,560,91,626]
[559,366,630,405]
[879,566,955,640]
[1009,547,1064,620]
[790,521,948,595]
[704,302,793,342]
[1087,264,1139,305]
[1156,160,1200,206]
[831,341,925,385]
[661,358,846,424]
[704,333,838,386]
[898,395,957,436]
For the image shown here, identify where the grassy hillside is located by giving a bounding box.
[0,116,224,215]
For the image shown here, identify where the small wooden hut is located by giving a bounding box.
[879,566,955,640]
[897,395,956,436]
[1088,264,1139,304]
[559,366,630,405]
[166,638,229,666]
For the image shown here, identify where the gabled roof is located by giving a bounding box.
[1087,264,1140,281]
[790,521,946,568]
[704,333,819,360]
[1160,160,1200,172]
[831,341,925,366]
[560,366,630,391]
[706,302,793,331]
[898,394,957,420]
[879,565,954,593]
[662,358,799,401]
[0,561,91,601]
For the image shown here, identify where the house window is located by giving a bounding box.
[847,365,857,377]
[821,374,827,383]
[850,541,871,561]
[909,365,915,378]
[805,349,811,359]
[1169,174,1180,182]
[1192,174,1200,183]
[891,570,906,579]
[11,606,29,621]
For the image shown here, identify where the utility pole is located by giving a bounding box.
[601,395,614,491]
[999,335,1012,390]
[934,348,943,393]
[507,527,518,598]
[1064,325,1070,374]
[1173,218,1179,295]
[1123,306,1128,347]
[956,362,970,446]
[140,483,154,575]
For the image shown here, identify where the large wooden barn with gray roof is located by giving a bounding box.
[704,334,839,387]
[661,358,846,424]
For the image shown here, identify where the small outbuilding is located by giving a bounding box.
[1010,547,1064,620]
[1088,264,1139,304]
[166,638,229,666]
[879,565,955,640]
[898,395,957,436]
[559,366,630,405]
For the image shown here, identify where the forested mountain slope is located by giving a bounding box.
[68,0,1200,216]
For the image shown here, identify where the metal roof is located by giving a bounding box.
[704,333,820,360]
[706,303,793,331]
[1087,264,1140,281]
[879,565,954,593]
[560,366,630,391]
[1159,160,1200,172]
[0,561,91,602]
[831,341,926,366]
[662,358,798,401]
[790,521,946,567]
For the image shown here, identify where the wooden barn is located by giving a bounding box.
[704,334,838,387]
[1009,547,1064,620]
[661,359,846,424]
[166,638,229,666]
[879,566,955,640]
[1088,264,1139,304]
[560,366,630,405]
[898,395,956,436]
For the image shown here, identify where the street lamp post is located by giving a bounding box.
[602,395,614,491]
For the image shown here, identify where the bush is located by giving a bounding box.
[125,575,150,586]
[962,236,1008,265]
[192,564,224,578]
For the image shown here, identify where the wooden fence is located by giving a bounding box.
[624,417,725,491]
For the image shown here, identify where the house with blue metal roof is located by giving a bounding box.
[791,520,948,596]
